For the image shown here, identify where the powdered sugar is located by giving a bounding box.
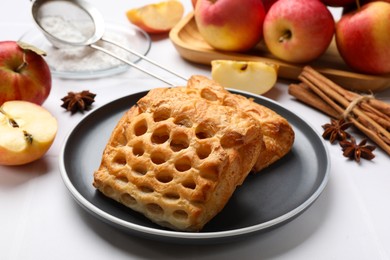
[40,16,133,72]
[40,15,92,43]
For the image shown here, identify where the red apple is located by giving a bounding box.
[263,0,335,63]
[0,100,57,165]
[0,41,51,106]
[321,0,355,7]
[336,1,390,74]
[263,0,278,12]
[194,0,266,52]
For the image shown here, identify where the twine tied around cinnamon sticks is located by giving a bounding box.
[289,66,390,156]
[342,94,374,120]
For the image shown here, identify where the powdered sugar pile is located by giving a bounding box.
[40,16,133,72]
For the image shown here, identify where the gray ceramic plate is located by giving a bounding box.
[59,90,330,244]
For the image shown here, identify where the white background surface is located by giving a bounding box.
[1,1,390,259]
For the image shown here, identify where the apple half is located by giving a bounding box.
[211,60,279,95]
[0,101,57,165]
[126,0,184,34]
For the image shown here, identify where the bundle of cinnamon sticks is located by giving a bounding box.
[289,66,390,156]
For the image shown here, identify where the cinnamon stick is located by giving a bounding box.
[359,102,390,130]
[300,67,390,142]
[288,83,339,118]
[305,73,390,131]
[290,66,390,156]
[363,110,390,130]
[351,117,390,155]
[303,67,390,117]
[367,99,390,116]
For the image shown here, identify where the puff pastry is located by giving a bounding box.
[93,76,294,231]
[186,75,295,171]
[93,84,264,231]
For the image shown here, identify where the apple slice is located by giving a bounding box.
[126,0,184,34]
[211,60,279,94]
[0,101,57,166]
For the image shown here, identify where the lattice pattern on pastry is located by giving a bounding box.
[184,75,295,171]
[94,85,264,231]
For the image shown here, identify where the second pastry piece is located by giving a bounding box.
[186,75,295,171]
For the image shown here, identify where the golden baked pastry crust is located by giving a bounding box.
[187,75,295,171]
[93,76,294,232]
[93,85,264,231]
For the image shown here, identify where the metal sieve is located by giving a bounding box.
[31,0,186,85]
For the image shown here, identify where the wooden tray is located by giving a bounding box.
[169,12,390,93]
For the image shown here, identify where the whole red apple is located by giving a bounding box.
[195,0,265,52]
[0,41,51,106]
[263,0,335,63]
[336,1,390,74]
[320,0,355,7]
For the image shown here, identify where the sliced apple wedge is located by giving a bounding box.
[0,101,57,166]
[126,0,184,34]
[211,60,279,95]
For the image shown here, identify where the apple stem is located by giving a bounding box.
[278,30,292,43]
[356,0,360,9]
[15,51,28,72]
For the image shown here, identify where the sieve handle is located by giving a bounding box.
[101,36,188,82]
[90,43,177,86]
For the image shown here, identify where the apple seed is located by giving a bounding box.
[240,64,248,71]
[23,130,33,144]
[0,107,19,127]
[0,106,33,144]
[8,118,18,127]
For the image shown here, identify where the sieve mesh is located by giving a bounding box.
[32,0,102,47]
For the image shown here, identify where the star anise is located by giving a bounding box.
[61,90,96,114]
[322,118,353,143]
[339,137,376,163]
